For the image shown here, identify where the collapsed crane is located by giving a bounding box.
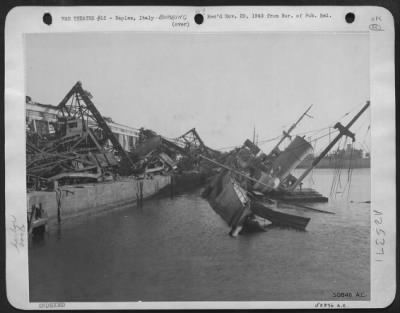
[57,81,136,169]
[175,128,221,159]
[26,81,141,190]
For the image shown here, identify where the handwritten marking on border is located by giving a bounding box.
[369,24,383,31]
[315,302,346,308]
[9,215,25,252]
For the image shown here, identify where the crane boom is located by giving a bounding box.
[288,101,370,191]
[58,81,136,168]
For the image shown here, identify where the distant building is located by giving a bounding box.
[329,144,365,160]
[298,143,370,169]
[26,96,58,136]
[25,96,139,152]
[107,121,139,152]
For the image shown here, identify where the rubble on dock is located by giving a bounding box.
[26,81,222,192]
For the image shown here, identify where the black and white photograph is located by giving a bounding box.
[5,6,396,310]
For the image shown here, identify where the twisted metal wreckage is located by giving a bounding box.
[26,81,220,191]
[26,81,370,237]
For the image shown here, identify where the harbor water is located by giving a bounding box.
[29,169,370,302]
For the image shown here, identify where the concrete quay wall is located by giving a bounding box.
[27,175,171,223]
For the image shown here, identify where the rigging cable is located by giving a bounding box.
[307,138,318,186]
[361,125,371,154]
[330,137,344,198]
[336,137,348,197]
[345,142,355,203]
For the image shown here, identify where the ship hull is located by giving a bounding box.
[203,171,252,236]
[204,171,311,234]
[250,200,310,230]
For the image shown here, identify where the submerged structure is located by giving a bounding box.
[202,102,370,236]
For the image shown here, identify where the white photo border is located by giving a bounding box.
[5,6,396,310]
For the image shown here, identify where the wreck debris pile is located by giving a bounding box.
[26,148,119,191]
[121,127,225,179]
[26,81,222,191]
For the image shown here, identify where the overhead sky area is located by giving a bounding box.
[25,32,370,152]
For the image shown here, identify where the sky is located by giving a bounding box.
[25,32,370,153]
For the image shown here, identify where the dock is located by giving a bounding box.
[271,188,329,203]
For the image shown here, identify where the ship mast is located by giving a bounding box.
[288,101,370,191]
[270,104,313,154]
